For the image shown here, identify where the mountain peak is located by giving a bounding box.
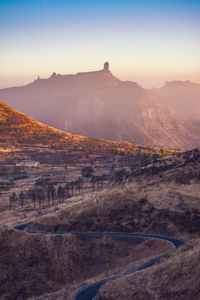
[103,62,109,72]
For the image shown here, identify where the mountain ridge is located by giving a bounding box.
[0,102,159,155]
[1,63,200,149]
[0,102,82,148]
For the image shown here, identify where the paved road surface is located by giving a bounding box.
[13,224,185,300]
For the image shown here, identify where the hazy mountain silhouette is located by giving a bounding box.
[157,80,200,122]
[1,62,200,149]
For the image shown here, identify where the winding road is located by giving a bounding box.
[13,224,185,300]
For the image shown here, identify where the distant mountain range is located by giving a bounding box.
[1,62,200,149]
[0,102,77,147]
[0,102,149,155]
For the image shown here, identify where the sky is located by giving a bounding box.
[0,0,200,88]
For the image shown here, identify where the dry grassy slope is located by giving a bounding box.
[0,227,170,300]
[27,148,200,238]
[8,148,200,300]
[0,102,156,153]
[0,102,76,146]
[96,239,200,300]
[1,149,200,299]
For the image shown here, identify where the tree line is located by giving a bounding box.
[9,166,105,211]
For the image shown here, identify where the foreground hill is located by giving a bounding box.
[1,143,200,299]
[0,228,170,300]
[25,147,200,299]
[0,102,158,156]
[96,238,200,300]
[28,147,200,237]
[0,102,80,148]
[1,63,200,149]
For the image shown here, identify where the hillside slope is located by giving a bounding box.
[25,147,200,299]
[1,63,200,149]
[96,239,200,300]
[157,80,200,122]
[0,102,82,147]
[0,102,153,154]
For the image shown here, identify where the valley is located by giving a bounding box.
[1,75,200,300]
[1,0,200,299]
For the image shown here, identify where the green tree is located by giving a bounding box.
[49,185,56,205]
[114,169,127,184]
[19,191,25,208]
[9,192,17,210]
[91,176,96,192]
[37,190,45,209]
[70,181,75,196]
[65,182,70,198]
[61,186,65,203]
[81,166,93,178]
[47,185,51,207]
[31,191,36,209]
[57,186,63,203]
[75,177,82,194]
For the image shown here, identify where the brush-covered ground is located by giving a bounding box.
[0,101,175,227]
[0,227,171,300]
[1,146,200,299]
[27,148,200,239]
[23,148,200,299]
[96,238,200,300]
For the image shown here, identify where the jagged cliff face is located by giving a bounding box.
[157,81,200,121]
[1,64,200,149]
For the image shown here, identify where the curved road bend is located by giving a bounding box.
[13,225,185,300]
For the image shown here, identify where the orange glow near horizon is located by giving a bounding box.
[0,0,200,88]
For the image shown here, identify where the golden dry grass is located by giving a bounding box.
[27,177,200,239]
[0,227,170,300]
[96,239,200,300]
[1,145,200,299]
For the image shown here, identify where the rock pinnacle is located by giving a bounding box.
[104,62,109,72]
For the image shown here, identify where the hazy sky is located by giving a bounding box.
[0,0,200,88]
